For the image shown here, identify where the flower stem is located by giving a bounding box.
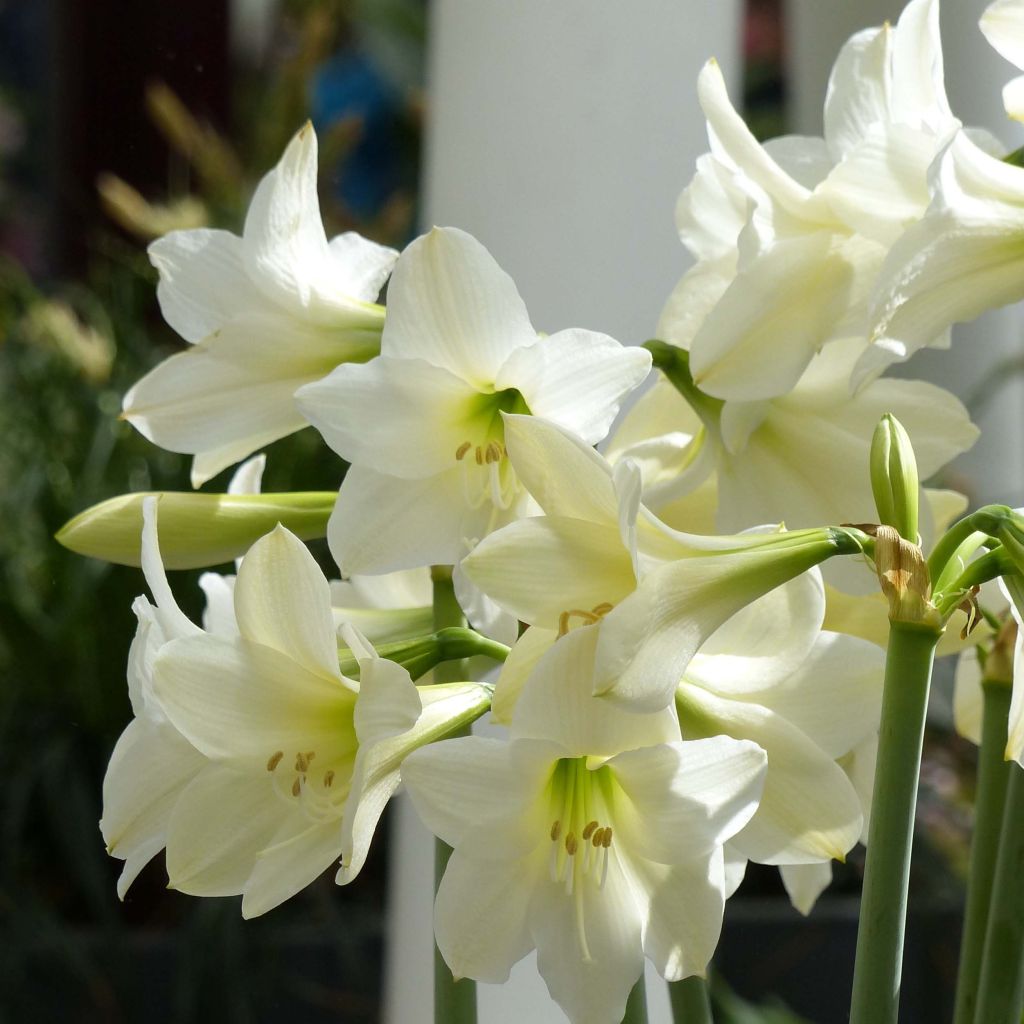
[849,622,940,1024]
[953,680,1013,1024]
[621,976,649,1024]
[973,762,1024,1024]
[668,976,713,1023]
[430,566,476,1023]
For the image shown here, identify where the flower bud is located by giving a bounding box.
[56,490,335,569]
[870,414,919,543]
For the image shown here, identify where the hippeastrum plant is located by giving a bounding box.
[54,1,1024,1021]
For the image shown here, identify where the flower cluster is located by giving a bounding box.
[59,0,1024,1021]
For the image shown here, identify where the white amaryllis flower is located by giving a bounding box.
[868,129,1024,374]
[295,226,651,594]
[102,498,489,917]
[981,0,1024,121]
[123,122,397,486]
[610,339,976,593]
[664,0,959,401]
[403,625,767,1024]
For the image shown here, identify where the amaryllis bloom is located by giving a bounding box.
[402,626,767,1024]
[295,226,651,635]
[123,123,397,486]
[663,0,960,401]
[102,499,490,917]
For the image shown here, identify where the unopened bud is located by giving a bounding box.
[56,490,335,569]
[870,414,919,543]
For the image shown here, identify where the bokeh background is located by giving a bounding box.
[0,1,1017,1021]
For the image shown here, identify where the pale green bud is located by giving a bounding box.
[870,413,919,543]
[56,490,336,569]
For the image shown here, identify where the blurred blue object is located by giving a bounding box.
[311,48,403,219]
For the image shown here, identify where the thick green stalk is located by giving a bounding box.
[953,680,1013,1024]
[973,763,1024,1024]
[669,976,713,1023]
[430,566,476,1023]
[622,977,649,1024]
[849,623,941,1024]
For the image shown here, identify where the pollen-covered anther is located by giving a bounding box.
[474,446,484,465]
[565,833,578,856]
[266,750,284,772]
[291,777,302,797]
[601,828,613,849]
[550,820,562,841]
[323,769,335,788]
[485,441,503,464]
[581,820,598,841]
[294,750,315,773]
[454,441,471,461]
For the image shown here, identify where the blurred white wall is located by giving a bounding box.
[385,4,742,1021]
[788,0,1024,508]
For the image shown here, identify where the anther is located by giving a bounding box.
[486,441,502,463]
[324,770,335,788]
[455,441,471,461]
[582,820,598,841]
[565,833,578,856]
[601,828,613,848]
[592,828,605,848]
[291,777,302,797]
[266,751,284,772]
[295,752,309,773]
[591,602,614,616]
[474,446,484,465]
[550,820,562,841]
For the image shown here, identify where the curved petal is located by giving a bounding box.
[609,737,766,863]
[496,330,651,445]
[296,356,486,479]
[381,227,536,387]
[491,626,558,726]
[823,26,891,160]
[199,572,239,637]
[234,525,340,680]
[677,684,863,865]
[326,231,398,300]
[657,254,736,352]
[676,154,750,261]
[953,645,984,745]
[153,634,355,769]
[462,516,634,629]
[434,848,539,984]
[780,861,833,916]
[633,849,726,982]
[982,0,1024,70]
[148,228,265,343]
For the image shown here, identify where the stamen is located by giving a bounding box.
[474,446,484,465]
[565,833,578,856]
[582,820,598,841]
[591,602,614,616]
[324,770,335,788]
[455,441,471,460]
[295,752,309,772]
[550,820,562,841]
[266,751,284,772]
[291,777,302,797]
[602,828,613,848]
[592,827,605,848]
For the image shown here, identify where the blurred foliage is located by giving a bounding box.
[0,1,422,1019]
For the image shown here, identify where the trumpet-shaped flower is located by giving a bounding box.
[102,499,489,916]
[123,123,397,486]
[403,625,767,1024]
[295,227,651,606]
[665,0,959,401]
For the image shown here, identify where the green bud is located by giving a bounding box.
[338,627,510,681]
[870,413,919,543]
[56,490,336,569]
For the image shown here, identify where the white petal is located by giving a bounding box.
[153,634,355,768]
[530,857,644,1024]
[381,227,536,387]
[495,330,651,445]
[328,466,476,575]
[452,561,520,646]
[1003,74,1024,121]
[675,154,750,262]
[512,625,679,757]
[824,26,891,161]
[890,0,953,131]
[123,312,378,486]
[165,764,285,896]
[609,737,766,863]
[353,655,422,748]
[657,255,736,352]
[199,572,239,637]
[780,861,833,916]
[331,568,432,609]
[632,849,726,982]
[1007,621,1024,763]
[241,818,342,918]
[491,626,558,726]
[678,685,863,864]
[953,646,984,745]
[763,135,834,189]
[503,414,619,523]
[140,497,201,640]
[461,516,635,629]
[982,0,1024,71]
[148,228,265,343]
[101,717,206,897]
[434,849,538,984]
[326,231,398,300]
[227,453,266,495]
[296,356,485,478]
[233,525,340,680]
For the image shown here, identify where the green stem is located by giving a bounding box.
[974,763,1024,1024]
[849,623,941,1024]
[935,547,1016,619]
[928,506,1011,592]
[622,976,649,1024]
[953,681,1013,1024]
[669,976,713,1023]
[642,340,724,433]
[430,566,476,1024]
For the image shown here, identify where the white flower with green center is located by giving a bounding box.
[123,122,397,486]
[295,226,652,596]
[103,499,489,917]
[402,626,767,1024]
